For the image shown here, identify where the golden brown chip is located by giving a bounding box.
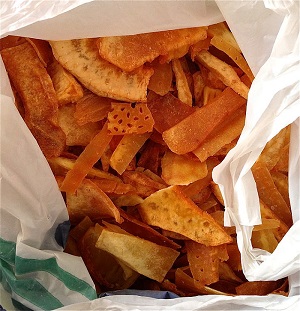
[162,87,246,154]
[139,185,232,246]
[1,41,66,158]
[195,50,249,99]
[252,161,293,227]
[107,103,154,135]
[186,241,228,287]
[58,103,102,146]
[172,58,193,106]
[48,59,84,105]
[66,178,122,224]
[161,150,208,185]
[96,229,180,282]
[122,169,166,198]
[49,39,153,102]
[148,60,173,96]
[235,280,284,296]
[258,127,289,170]
[110,133,151,175]
[79,224,139,290]
[97,27,207,72]
[74,90,112,126]
[25,38,53,67]
[193,106,246,162]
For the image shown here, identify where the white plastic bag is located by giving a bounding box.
[1,1,299,310]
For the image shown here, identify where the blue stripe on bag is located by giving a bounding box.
[0,238,96,310]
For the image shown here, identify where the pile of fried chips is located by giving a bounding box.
[1,23,291,297]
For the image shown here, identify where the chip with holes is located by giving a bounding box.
[107,103,154,135]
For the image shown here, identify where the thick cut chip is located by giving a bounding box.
[252,161,292,227]
[148,60,173,96]
[122,169,166,198]
[175,267,230,296]
[259,201,289,242]
[60,122,112,194]
[195,50,249,99]
[235,280,283,296]
[207,22,241,52]
[119,210,180,250]
[172,58,193,106]
[271,171,290,207]
[25,38,53,67]
[139,185,232,246]
[48,156,121,182]
[207,22,254,81]
[79,224,139,290]
[162,87,246,154]
[92,179,135,196]
[58,103,102,146]
[210,36,254,82]
[49,39,153,102]
[202,86,222,106]
[96,229,179,282]
[193,106,246,162]
[69,215,94,241]
[48,59,84,105]
[273,143,289,173]
[97,27,207,72]
[148,92,195,133]
[0,35,26,51]
[1,41,66,158]
[137,140,164,174]
[186,241,228,287]
[251,229,278,253]
[74,90,112,126]
[192,71,206,106]
[257,127,288,171]
[66,178,122,224]
[181,157,220,198]
[107,103,154,135]
[110,133,151,175]
[161,150,208,185]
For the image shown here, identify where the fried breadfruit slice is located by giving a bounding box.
[1,41,66,158]
[97,27,207,72]
[49,39,153,102]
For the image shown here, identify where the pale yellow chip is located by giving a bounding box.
[139,185,232,246]
[95,229,179,282]
[49,39,153,102]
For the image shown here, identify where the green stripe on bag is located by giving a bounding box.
[1,259,63,310]
[0,238,97,309]
[0,239,16,265]
[15,256,96,300]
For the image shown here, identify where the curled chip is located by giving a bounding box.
[107,103,154,135]
[49,39,153,102]
[97,27,207,72]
